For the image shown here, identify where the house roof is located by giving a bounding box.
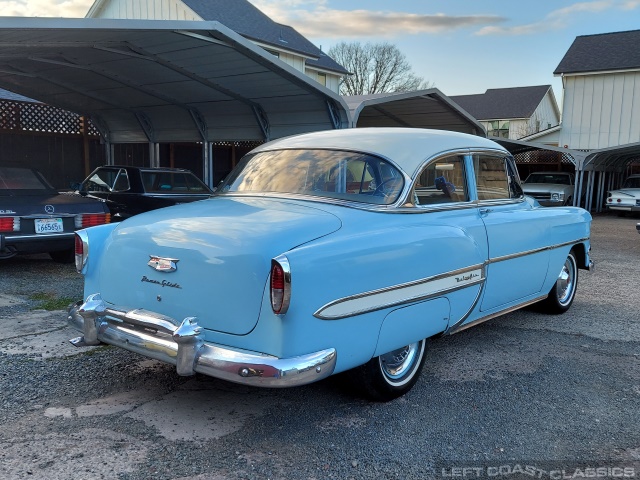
[554,29,640,75]
[553,30,640,75]
[181,0,348,75]
[450,85,552,121]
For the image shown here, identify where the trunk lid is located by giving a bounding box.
[96,197,340,335]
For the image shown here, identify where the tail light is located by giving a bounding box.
[74,230,89,272]
[0,217,19,232]
[75,213,111,228]
[270,256,291,315]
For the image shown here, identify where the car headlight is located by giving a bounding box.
[551,193,564,202]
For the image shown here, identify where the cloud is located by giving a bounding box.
[249,0,504,38]
[475,0,634,36]
[0,0,93,17]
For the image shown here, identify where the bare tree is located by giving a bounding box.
[328,41,433,96]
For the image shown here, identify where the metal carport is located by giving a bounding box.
[345,90,485,136]
[497,137,640,212]
[0,17,350,186]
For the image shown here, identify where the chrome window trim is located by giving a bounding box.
[314,264,485,320]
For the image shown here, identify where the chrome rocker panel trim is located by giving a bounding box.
[68,293,337,388]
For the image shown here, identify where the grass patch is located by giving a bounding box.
[29,292,75,311]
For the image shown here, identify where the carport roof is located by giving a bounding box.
[345,89,486,137]
[0,17,350,144]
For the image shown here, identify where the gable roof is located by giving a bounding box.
[181,0,348,75]
[450,85,552,121]
[554,29,640,75]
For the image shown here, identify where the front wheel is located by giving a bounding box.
[350,339,427,401]
[538,251,578,314]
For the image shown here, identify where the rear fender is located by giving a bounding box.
[374,297,450,357]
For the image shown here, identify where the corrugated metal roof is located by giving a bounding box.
[554,29,640,75]
[182,0,348,74]
[450,85,552,121]
[345,90,485,136]
[0,17,350,143]
[0,87,38,103]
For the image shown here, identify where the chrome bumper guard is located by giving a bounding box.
[68,293,337,388]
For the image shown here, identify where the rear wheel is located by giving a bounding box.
[538,251,578,314]
[350,339,427,401]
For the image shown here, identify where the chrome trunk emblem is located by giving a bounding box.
[148,255,179,273]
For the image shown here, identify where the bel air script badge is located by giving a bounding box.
[148,255,179,273]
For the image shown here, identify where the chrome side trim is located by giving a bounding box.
[446,294,548,335]
[68,294,336,387]
[445,282,485,333]
[488,237,590,264]
[314,264,485,320]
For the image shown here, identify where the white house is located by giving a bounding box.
[450,85,561,141]
[552,29,640,150]
[85,0,348,94]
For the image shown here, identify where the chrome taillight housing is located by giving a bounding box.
[270,255,291,315]
[74,230,89,273]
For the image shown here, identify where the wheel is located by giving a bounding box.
[49,249,74,264]
[538,251,578,314]
[349,339,427,401]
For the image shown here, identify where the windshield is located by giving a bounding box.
[524,173,572,185]
[623,177,640,188]
[0,167,53,195]
[216,149,405,205]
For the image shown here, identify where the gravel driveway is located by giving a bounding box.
[1,213,639,480]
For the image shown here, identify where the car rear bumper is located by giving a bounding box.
[67,293,337,388]
[1,232,74,254]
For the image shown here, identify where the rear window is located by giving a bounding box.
[0,167,52,194]
[217,149,404,205]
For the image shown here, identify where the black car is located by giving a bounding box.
[78,166,213,219]
[0,167,111,262]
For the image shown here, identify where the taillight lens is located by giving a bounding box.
[270,256,291,315]
[0,217,19,232]
[75,213,111,228]
[74,230,89,272]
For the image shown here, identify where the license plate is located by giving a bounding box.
[35,218,64,234]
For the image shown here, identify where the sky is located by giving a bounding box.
[2,0,640,103]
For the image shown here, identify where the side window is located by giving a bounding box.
[112,169,130,192]
[413,156,467,206]
[474,155,522,201]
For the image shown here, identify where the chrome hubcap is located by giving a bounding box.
[379,342,419,380]
[556,256,575,305]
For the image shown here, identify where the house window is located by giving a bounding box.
[487,121,510,138]
[317,72,326,86]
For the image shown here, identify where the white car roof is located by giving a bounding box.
[252,128,508,177]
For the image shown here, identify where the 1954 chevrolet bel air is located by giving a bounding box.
[68,128,593,401]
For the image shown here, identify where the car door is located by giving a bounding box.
[472,153,551,312]
[411,153,489,328]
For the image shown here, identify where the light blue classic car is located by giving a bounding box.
[68,128,593,401]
